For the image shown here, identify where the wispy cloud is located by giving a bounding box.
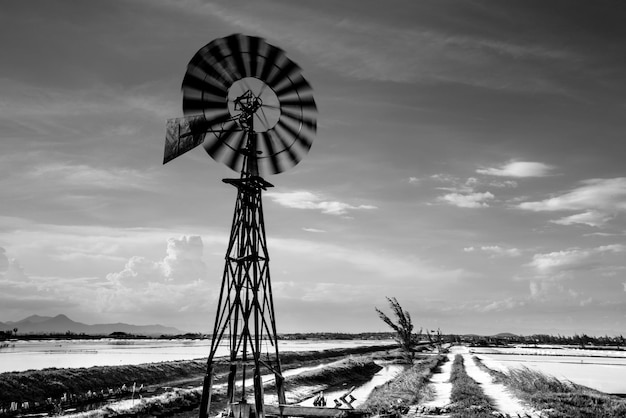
[27,163,154,190]
[266,191,376,216]
[518,178,626,227]
[302,227,326,233]
[477,161,554,178]
[464,245,521,257]
[163,0,575,93]
[528,244,626,276]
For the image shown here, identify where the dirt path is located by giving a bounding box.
[420,352,454,410]
[460,349,541,417]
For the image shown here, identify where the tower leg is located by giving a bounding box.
[227,363,238,406]
[275,373,286,405]
[199,366,214,418]
[253,364,265,418]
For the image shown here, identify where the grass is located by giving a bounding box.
[72,357,382,418]
[361,354,446,416]
[473,355,626,418]
[0,344,393,406]
[447,354,495,418]
[0,346,393,417]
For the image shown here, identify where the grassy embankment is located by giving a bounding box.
[72,358,382,418]
[473,356,626,418]
[361,354,446,416]
[0,344,393,415]
[446,354,495,418]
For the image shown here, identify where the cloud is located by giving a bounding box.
[0,247,28,282]
[265,191,377,216]
[302,228,326,233]
[0,247,8,273]
[479,297,526,313]
[99,236,210,314]
[408,177,420,185]
[106,236,207,285]
[464,245,521,257]
[518,178,626,227]
[438,192,494,208]
[528,244,626,276]
[477,161,553,178]
[270,237,469,282]
[551,210,612,227]
[27,163,153,190]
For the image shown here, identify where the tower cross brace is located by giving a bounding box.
[199,124,286,418]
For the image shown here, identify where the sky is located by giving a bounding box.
[1,0,625,336]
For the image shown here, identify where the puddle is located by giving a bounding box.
[298,364,406,408]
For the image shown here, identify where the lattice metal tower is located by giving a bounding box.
[162,34,317,418]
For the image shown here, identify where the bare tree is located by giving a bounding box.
[376,297,415,363]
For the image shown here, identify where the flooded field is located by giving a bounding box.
[471,346,626,395]
[0,339,395,373]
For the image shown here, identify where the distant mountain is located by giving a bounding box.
[1,314,185,336]
[493,332,518,338]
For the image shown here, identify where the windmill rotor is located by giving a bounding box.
[165,34,317,175]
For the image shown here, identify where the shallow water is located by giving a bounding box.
[298,364,406,407]
[0,339,395,373]
[473,347,626,394]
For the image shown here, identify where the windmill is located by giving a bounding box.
[163,34,317,418]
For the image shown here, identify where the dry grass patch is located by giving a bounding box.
[362,354,446,416]
[473,356,626,418]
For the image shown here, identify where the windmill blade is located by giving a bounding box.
[280,108,317,133]
[273,129,299,165]
[183,96,228,114]
[248,36,262,78]
[258,131,281,174]
[223,131,248,171]
[274,76,312,98]
[203,122,240,159]
[279,95,317,111]
[260,45,283,82]
[187,48,232,90]
[225,34,248,79]
[276,118,312,151]
[267,58,300,89]
[182,71,228,98]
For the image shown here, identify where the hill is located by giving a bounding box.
[0,314,185,336]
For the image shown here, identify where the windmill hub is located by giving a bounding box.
[227,77,280,133]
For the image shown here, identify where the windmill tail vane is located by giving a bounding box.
[162,34,317,418]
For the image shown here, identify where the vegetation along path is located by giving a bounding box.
[459,348,540,417]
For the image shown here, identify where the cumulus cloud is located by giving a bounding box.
[106,236,207,285]
[518,178,626,227]
[477,161,553,178]
[265,191,377,216]
[439,192,494,208]
[99,236,210,313]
